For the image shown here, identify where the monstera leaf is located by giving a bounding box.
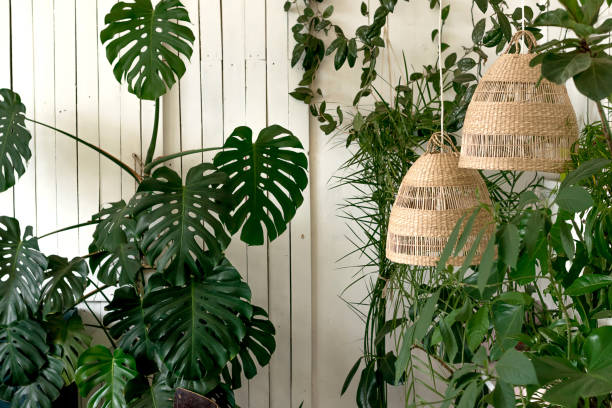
[89,241,141,286]
[143,258,252,381]
[92,200,136,251]
[100,0,195,100]
[40,255,88,316]
[213,125,308,246]
[9,356,64,408]
[75,346,139,408]
[0,88,32,192]
[0,216,47,324]
[125,375,173,408]
[134,163,232,285]
[103,286,156,362]
[45,310,92,384]
[0,319,49,386]
[224,306,276,389]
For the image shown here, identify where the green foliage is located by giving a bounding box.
[125,374,173,408]
[75,346,139,408]
[100,0,195,100]
[0,319,49,386]
[0,89,32,192]
[40,255,88,316]
[213,125,308,246]
[9,356,64,408]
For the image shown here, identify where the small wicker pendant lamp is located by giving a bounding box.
[459,30,579,173]
[386,133,495,266]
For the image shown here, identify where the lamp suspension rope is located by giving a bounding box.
[438,0,444,135]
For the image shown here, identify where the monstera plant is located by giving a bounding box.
[0,0,308,407]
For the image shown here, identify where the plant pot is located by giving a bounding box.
[52,383,79,408]
[173,388,219,408]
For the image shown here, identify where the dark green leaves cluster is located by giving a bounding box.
[0,89,32,192]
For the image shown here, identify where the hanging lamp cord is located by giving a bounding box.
[438,0,444,135]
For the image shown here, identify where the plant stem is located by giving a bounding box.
[82,300,116,349]
[26,117,142,183]
[37,220,101,240]
[144,98,160,173]
[596,101,612,155]
[86,278,113,305]
[76,283,113,304]
[142,146,223,174]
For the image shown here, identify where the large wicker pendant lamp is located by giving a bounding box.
[459,30,579,173]
[386,133,495,266]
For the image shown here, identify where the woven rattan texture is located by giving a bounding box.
[386,151,494,267]
[459,51,578,173]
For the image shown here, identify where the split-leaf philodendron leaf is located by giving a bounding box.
[100,0,195,100]
[214,125,308,246]
[40,255,89,316]
[0,319,49,386]
[0,88,32,192]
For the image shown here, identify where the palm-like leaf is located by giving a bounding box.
[45,310,92,384]
[100,0,195,100]
[143,258,252,381]
[0,319,49,386]
[75,345,138,408]
[0,216,47,324]
[134,163,231,285]
[103,286,156,362]
[125,375,173,408]
[40,255,88,316]
[213,125,308,245]
[9,355,64,408]
[224,306,276,389]
[0,88,32,192]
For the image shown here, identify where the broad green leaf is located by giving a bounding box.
[467,306,489,352]
[10,356,64,408]
[492,303,523,351]
[559,222,575,259]
[45,310,92,385]
[457,381,481,408]
[0,89,32,192]
[0,319,49,386]
[525,211,545,256]
[475,0,487,13]
[0,216,47,324]
[91,200,135,252]
[555,185,594,213]
[40,255,88,316]
[213,125,308,246]
[125,374,173,408]
[541,52,591,84]
[76,346,138,408]
[134,163,232,285]
[88,241,141,286]
[103,287,156,362]
[439,319,458,362]
[356,362,377,408]
[584,326,612,372]
[437,214,467,272]
[560,0,584,21]
[534,9,575,28]
[472,19,486,43]
[100,0,195,100]
[499,223,519,269]
[561,157,611,188]
[532,356,581,384]
[496,349,538,385]
[144,258,252,380]
[574,57,612,100]
[581,0,603,24]
[492,381,515,408]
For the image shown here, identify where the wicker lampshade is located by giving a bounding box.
[459,30,579,173]
[386,133,495,267]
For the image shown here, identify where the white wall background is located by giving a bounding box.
[0,0,599,407]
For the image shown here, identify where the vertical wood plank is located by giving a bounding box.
[54,0,79,257]
[76,0,100,254]
[120,88,141,201]
[221,1,249,405]
[162,83,181,173]
[0,0,14,217]
[33,0,57,254]
[98,0,122,205]
[245,1,269,403]
[266,1,292,407]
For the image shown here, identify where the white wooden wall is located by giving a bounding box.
[0,1,311,407]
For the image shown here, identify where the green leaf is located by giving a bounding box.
[213,125,308,246]
[584,326,612,372]
[88,241,141,286]
[125,374,173,408]
[134,163,231,285]
[144,258,252,380]
[496,349,538,385]
[103,287,156,362]
[467,306,489,352]
[475,0,487,13]
[437,214,467,272]
[534,9,575,28]
[10,356,64,408]
[580,0,603,24]
[100,0,195,100]
[457,381,481,408]
[499,223,519,269]
[45,310,92,385]
[541,52,591,84]
[76,345,139,408]
[0,319,49,386]
[477,236,496,294]
[341,358,362,395]
[492,303,523,351]
[40,255,88,316]
[492,381,516,408]
[525,211,545,256]
[574,57,612,100]
[560,0,584,21]
[0,216,47,324]
[559,222,575,258]
[91,200,135,252]
[322,5,334,18]
[439,319,458,361]
[566,274,612,296]
[0,89,32,192]
[561,157,611,189]
[335,40,348,70]
[555,185,594,213]
[356,362,377,408]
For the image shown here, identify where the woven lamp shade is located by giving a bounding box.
[386,133,495,267]
[459,30,578,173]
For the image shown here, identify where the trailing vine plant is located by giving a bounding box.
[0,1,308,407]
